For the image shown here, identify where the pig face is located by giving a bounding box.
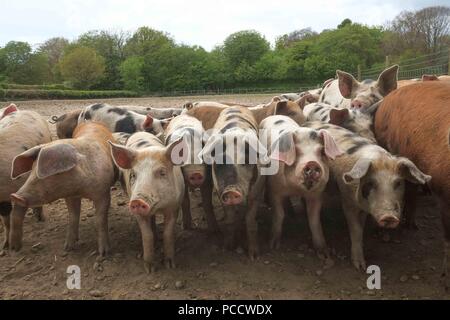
[109,138,186,216]
[10,143,83,207]
[200,130,268,206]
[273,100,305,125]
[270,128,343,193]
[337,65,398,111]
[343,157,431,228]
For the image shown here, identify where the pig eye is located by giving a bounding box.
[156,168,167,178]
[393,179,403,189]
[129,171,136,181]
[361,180,376,199]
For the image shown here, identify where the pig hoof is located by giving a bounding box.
[352,259,367,272]
[1,240,8,250]
[64,241,77,252]
[164,258,176,269]
[143,261,156,274]
[248,250,259,261]
[316,249,331,261]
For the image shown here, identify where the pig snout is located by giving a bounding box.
[351,100,363,109]
[221,188,243,206]
[10,193,28,207]
[188,172,204,188]
[302,161,322,189]
[129,199,151,216]
[377,214,400,229]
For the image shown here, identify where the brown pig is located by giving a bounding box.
[9,122,117,255]
[109,132,185,272]
[50,109,83,139]
[374,81,450,289]
[0,105,52,249]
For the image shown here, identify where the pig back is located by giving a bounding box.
[374,82,450,200]
[0,111,52,201]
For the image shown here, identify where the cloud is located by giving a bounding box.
[0,0,447,50]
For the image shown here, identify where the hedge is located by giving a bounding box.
[0,89,140,101]
[0,83,68,90]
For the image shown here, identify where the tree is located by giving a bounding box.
[38,38,69,69]
[338,18,352,29]
[223,30,270,70]
[275,28,318,49]
[125,27,174,57]
[59,47,105,89]
[21,53,52,84]
[120,56,144,91]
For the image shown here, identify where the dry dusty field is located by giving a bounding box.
[0,94,448,300]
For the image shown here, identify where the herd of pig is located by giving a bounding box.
[0,65,449,289]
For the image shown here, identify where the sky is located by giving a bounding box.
[0,0,446,51]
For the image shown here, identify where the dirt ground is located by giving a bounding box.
[0,94,448,300]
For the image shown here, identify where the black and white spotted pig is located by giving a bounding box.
[303,121,430,270]
[303,102,376,142]
[0,104,52,249]
[200,106,269,259]
[118,105,182,118]
[319,65,398,111]
[78,103,171,136]
[164,114,215,231]
[259,115,343,258]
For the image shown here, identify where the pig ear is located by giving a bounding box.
[1,103,18,119]
[108,141,136,170]
[323,78,334,88]
[270,131,296,166]
[160,117,173,130]
[199,135,223,165]
[274,100,295,116]
[166,137,189,165]
[183,102,194,110]
[319,130,344,160]
[295,94,313,110]
[397,158,431,185]
[422,74,438,81]
[337,70,359,98]
[11,146,42,179]
[36,144,79,179]
[142,115,154,130]
[377,65,398,96]
[271,96,282,104]
[329,108,350,126]
[343,158,371,184]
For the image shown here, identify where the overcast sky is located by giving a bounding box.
[0,0,446,50]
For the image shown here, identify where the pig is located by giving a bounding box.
[303,121,430,270]
[281,87,323,103]
[50,109,83,139]
[9,122,117,255]
[0,105,52,249]
[303,102,376,142]
[259,115,343,258]
[186,98,305,130]
[319,65,399,111]
[109,132,185,272]
[199,106,269,259]
[117,105,182,118]
[164,114,218,232]
[373,81,450,288]
[78,103,171,136]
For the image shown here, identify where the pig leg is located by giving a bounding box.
[246,200,259,260]
[200,173,220,234]
[0,202,12,249]
[94,195,110,257]
[440,201,450,291]
[223,206,238,250]
[181,189,192,230]
[403,182,418,230]
[283,198,296,217]
[135,215,155,273]
[163,209,177,269]
[64,197,81,251]
[9,204,28,252]
[342,199,367,271]
[32,207,46,222]
[305,195,329,259]
[270,195,285,250]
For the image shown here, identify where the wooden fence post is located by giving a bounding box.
[385,55,390,68]
[357,65,361,81]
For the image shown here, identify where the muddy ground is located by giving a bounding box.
[0,95,448,300]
